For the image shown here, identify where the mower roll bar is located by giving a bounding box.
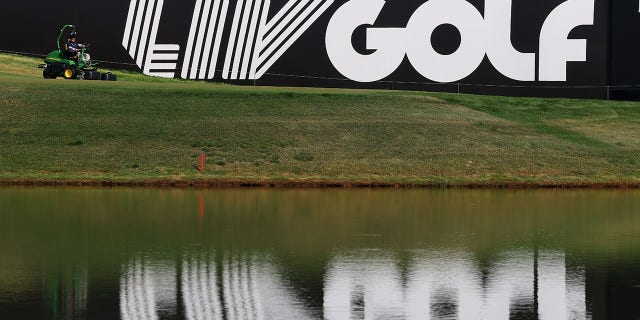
[57,25,76,52]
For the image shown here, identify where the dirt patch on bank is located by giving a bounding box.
[2,178,640,189]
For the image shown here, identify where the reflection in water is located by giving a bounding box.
[121,251,314,320]
[324,251,405,319]
[324,249,586,320]
[118,248,588,320]
[538,251,586,320]
[44,266,89,320]
[182,251,222,320]
[120,257,177,320]
[2,188,640,318]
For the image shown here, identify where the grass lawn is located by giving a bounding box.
[1,53,639,187]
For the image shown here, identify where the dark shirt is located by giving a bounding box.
[66,41,79,55]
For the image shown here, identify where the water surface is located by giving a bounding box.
[1,188,639,319]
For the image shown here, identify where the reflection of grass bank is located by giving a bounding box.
[1,53,639,187]
[2,188,640,257]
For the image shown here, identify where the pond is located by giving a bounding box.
[1,188,639,319]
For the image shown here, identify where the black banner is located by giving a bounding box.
[2,0,635,99]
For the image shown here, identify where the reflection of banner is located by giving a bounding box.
[181,251,223,320]
[119,248,587,319]
[120,257,178,319]
[120,251,315,320]
[43,267,89,320]
[323,249,586,320]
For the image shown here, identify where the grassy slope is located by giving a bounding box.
[1,53,639,186]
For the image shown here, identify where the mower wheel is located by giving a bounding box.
[101,72,117,81]
[43,70,56,79]
[84,71,101,80]
[63,68,76,79]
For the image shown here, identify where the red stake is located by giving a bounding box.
[200,153,205,172]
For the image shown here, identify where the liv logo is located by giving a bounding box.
[123,0,335,79]
[123,0,595,82]
[123,0,180,78]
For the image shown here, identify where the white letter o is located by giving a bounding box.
[405,0,486,83]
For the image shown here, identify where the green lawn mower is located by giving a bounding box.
[39,25,116,81]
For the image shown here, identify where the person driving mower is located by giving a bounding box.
[39,24,116,81]
[65,33,79,60]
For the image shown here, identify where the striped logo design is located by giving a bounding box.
[123,0,181,78]
[182,0,231,80]
[123,0,334,80]
[221,0,335,80]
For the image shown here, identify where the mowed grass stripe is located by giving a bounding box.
[0,53,639,185]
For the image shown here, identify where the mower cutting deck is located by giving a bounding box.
[39,25,116,81]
